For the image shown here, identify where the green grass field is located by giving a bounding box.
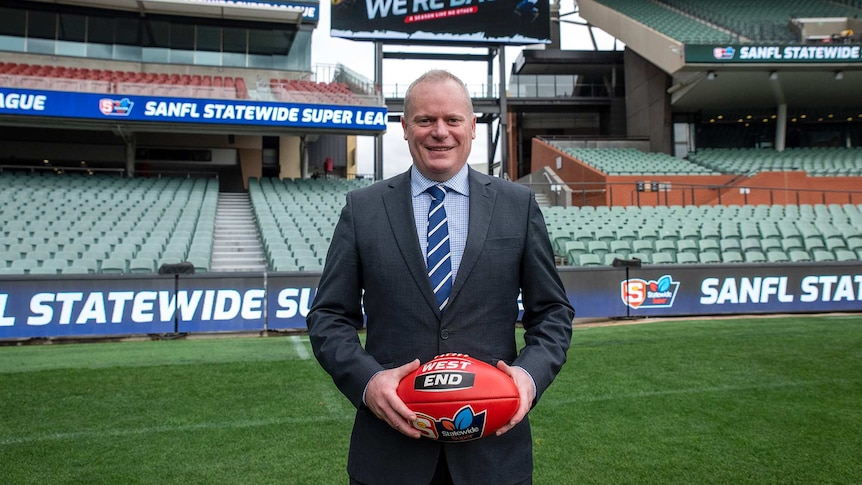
[1,315,860,484]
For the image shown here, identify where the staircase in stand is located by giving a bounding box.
[209,193,267,272]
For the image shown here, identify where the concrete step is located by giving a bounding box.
[210,192,269,272]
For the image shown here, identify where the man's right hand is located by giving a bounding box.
[364,359,422,439]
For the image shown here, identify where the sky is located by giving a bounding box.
[309,0,620,178]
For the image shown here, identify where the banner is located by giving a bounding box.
[0,275,176,338]
[172,0,320,22]
[0,88,387,133]
[330,0,551,45]
[686,44,862,64]
[2,262,861,340]
[176,274,267,333]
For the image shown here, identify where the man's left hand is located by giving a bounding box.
[494,361,535,436]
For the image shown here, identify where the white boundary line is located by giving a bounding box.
[289,334,311,360]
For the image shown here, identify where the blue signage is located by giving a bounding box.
[0,88,387,133]
[172,0,319,22]
[2,262,861,340]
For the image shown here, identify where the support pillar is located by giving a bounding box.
[775,103,787,152]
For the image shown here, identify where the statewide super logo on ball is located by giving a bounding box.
[397,353,520,442]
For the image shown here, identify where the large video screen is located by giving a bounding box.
[330,0,551,45]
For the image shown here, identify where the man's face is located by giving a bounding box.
[401,78,477,182]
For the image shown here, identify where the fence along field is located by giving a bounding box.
[0,315,859,484]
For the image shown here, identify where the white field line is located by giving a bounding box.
[1,414,351,447]
[289,335,311,360]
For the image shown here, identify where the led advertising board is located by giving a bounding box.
[0,88,387,133]
[330,0,551,45]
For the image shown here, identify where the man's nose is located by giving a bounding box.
[431,119,449,137]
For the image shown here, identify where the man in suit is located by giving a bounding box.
[306,70,574,485]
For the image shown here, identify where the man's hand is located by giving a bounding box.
[364,359,422,439]
[494,361,535,436]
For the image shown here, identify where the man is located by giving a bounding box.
[306,70,574,485]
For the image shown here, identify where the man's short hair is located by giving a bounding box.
[403,70,474,119]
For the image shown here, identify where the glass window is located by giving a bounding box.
[283,30,310,71]
[196,50,220,66]
[170,49,194,64]
[58,13,85,42]
[171,23,194,50]
[56,40,86,57]
[249,29,288,56]
[520,75,537,97]
[143,19,171,48]
[196,25,220,52]
[114,44,142,61]
[222,27,246,67]
[142,47,170,63]
[87,15,113,44]
[115,18,140,45]
[536,75,555,97]
[0,7,26,36]
[555,75,574,97]
[87,42,113,59]
[223,27,245,53]
[195,25,221,65]
[28,11,56,40]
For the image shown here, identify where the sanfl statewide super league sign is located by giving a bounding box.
[686,44,862,64]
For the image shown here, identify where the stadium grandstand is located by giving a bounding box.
[0,0,385,276]
[516,0,862,273]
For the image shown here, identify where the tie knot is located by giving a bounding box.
[427,184,447,201]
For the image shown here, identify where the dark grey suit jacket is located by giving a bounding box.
[307,168,574,485]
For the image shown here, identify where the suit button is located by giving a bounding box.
[440,329,450,340]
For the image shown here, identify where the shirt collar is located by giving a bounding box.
[410,164,470,198]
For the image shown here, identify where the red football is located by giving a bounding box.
[396,353,520,442]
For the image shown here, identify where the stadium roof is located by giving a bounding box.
[579,0,862,110]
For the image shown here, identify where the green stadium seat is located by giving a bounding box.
[577,254,602,266]
[99,258,127,274]
[722,251,744,264]
[653,240,675,257]
[789,250,812,263]
[699,252,722,264]
[651,252,674,264]
[628,252,650,264]
[834,249,858,262]
[781,238,804,252]
[632,240,654,255]
[62,266,91,275]
[587,241,610,257]
[129,257,156,273]
[744,250,767,263]
[10,259,38,272]
[609,240,631,256]
[676,253,698,264]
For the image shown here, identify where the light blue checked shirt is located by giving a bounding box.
[411,165,470,283]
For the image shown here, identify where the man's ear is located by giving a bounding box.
[401,116,409,140]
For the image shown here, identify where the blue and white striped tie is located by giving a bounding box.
[426,185,453,312]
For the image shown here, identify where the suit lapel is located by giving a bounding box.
[448,169,495,305]
[381,171,441,315]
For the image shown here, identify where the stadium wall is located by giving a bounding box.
[1,262,860,340]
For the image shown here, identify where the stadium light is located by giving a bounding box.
[707,71,717,80]
[835,71,844,80]
[769,71,778,80]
